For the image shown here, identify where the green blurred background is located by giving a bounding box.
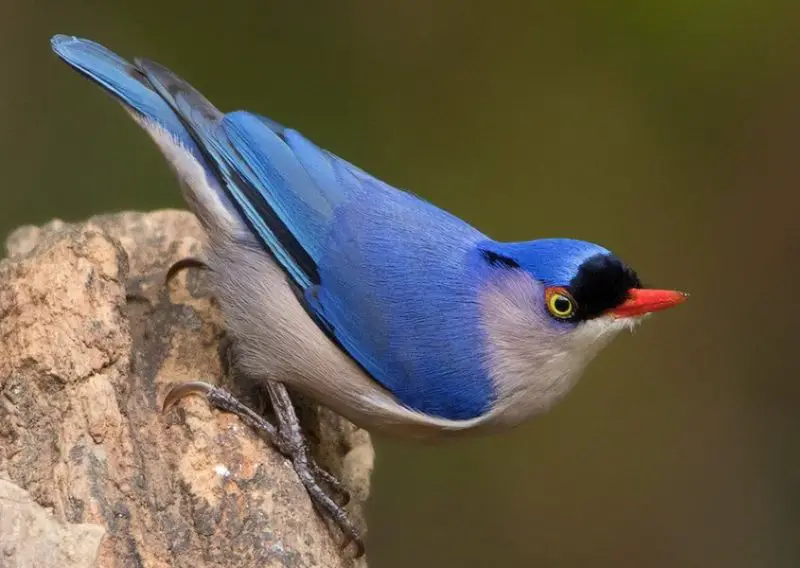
[2,1,799,566]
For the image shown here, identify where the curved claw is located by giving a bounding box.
[162,381,216,413]
[165,257,208,285]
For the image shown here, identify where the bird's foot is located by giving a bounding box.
[163,380,364,557]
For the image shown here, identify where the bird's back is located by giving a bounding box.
[314,178,495,420]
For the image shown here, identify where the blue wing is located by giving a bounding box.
[214,119,496,420]
[135,60,335,289]
[52,35,497,420]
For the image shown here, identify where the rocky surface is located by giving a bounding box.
[0,211,372,568]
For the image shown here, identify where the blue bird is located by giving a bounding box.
[51,34,686,554]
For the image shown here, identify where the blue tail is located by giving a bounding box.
[51,35,212,173]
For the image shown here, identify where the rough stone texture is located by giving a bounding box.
[0,477,106,568]
[0,211,373,568]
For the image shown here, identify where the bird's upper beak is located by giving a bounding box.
[609,288,688,318]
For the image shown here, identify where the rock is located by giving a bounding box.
[0,211,372,568]
[0,477,105,568]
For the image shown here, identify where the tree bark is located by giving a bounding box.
[0,211,372,568]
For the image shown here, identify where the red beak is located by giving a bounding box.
[609,288,688,318]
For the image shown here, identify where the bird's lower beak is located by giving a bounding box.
[609,288,688,318]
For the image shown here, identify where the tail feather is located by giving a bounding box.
[50,35,241,237]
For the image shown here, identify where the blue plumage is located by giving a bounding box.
[483,239,613,287]
[312,188,494,420]
[51,35,681,423]
[52,34,499,419]
[219,112,499,418]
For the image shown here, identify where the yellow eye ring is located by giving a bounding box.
[545,287,577,319]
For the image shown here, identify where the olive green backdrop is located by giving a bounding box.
[2,1,798,566]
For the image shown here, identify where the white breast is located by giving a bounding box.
[478,270,631,429]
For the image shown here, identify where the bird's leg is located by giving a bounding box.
[160,255,362,553]
[264,382,364,555]
[162,380,363,557]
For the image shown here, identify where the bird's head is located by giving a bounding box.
[475,238,686,420]
[479,237,686,330]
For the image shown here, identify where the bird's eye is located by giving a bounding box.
[545,287,577,319]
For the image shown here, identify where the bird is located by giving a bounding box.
[51,34,687,556]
